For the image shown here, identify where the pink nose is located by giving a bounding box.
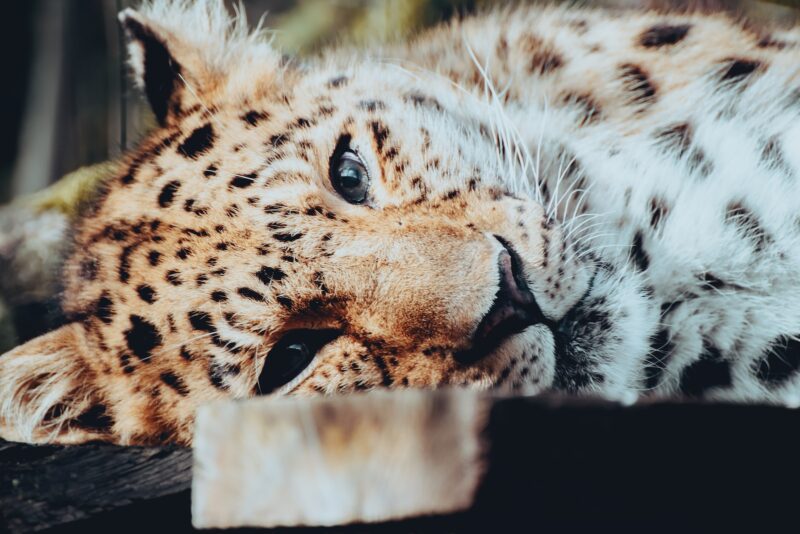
[454,235,547,364]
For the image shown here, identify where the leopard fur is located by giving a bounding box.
[1,0,799,445]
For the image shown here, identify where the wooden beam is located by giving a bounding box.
[0,440,191,532]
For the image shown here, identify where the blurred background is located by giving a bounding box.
[1,0,799,205]
[0,0,797,351]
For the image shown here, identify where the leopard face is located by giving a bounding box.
[68,60,592,393]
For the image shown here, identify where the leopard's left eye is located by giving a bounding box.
[257,329,340,395]
[330,135,369,204]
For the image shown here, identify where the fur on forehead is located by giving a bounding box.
[119,0,291,119]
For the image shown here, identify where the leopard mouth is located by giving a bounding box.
[454,236,551,364]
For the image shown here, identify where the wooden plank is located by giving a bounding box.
[0,440,191,532]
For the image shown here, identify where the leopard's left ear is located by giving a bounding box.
[119,2,284,125]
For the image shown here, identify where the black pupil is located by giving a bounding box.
[257,329,339,395]
[338,163,363,189]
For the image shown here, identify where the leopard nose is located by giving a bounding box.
[454,236,546,365]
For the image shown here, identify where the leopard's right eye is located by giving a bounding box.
[329,135,370,204]
[257,329,340,395]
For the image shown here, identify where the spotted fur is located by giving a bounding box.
[1,0,799,445]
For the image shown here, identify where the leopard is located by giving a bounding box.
[1,0,799,446]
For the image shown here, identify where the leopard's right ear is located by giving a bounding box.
[0,323,112,444]
[119,1,284,125]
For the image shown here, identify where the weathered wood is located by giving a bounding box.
[0,440,191,532]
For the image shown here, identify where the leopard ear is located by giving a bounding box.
[0,323,112,444]
[119,2,284,125]
[119,8,198,125]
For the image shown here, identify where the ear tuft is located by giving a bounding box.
[117,1,284,125]
[119,9,183,125]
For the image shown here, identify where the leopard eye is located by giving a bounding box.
[330,135,369,204]
[257,329,339,395]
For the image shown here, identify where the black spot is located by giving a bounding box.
[267,133,288,149]
[655,122,691,156]
[699,272,728,291]
[725,201,771,251]
[404,92,444,112]
[644,329,675,389]
[293,117,313,128]
[178,123,215,159]
[719,58,762,83]
[196,274,208,287]
[107,227,128,242]
[755,336,800,385]
[317,105,336,116]
[96,294,114,324]
[305,205,325,216]
[373,355,394,387]
[242,110,268,126]
[649,197,669,230]
[255,266,286,285]
[119,245,136,284]
[74,403,114,433]
[180,346,194,361]
[160,371,189,396]
[176,247,191,260]
[80,258,99,280]
[203,164,218,177]
[530,49,564,75]
[210,333,243,355]
[148,250,162,266]
[680,345,731,396]
[125,315,163,362]
[158,180,181,208]
[166,270,182,286]
[229,173,256,188]
[629,231,650,271]
[137,284,157,303]
[273,232,303,242]
[639,24,691,48]
[208,362,240,390]
[370,121,390,153]
[237,287,265,302]
[276,295,293,309]
[188,310,215,332]
[327,75,349,88]
[561,92,602,125]
[211,290,227,302]
[358,100,386,112]
[758,36,790,49]
[619,63,657,106]
[263,203,285,214]
[761,136,793,176]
